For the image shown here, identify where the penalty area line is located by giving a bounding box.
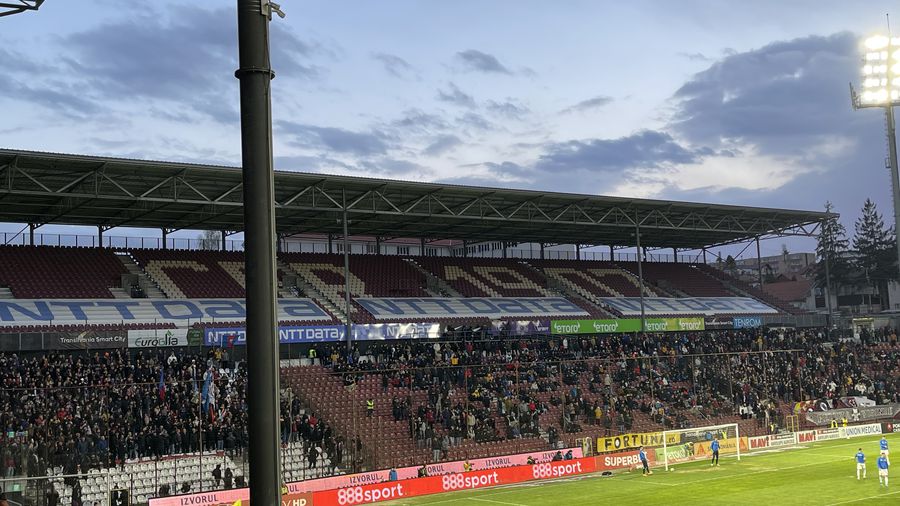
[823,490,900,505]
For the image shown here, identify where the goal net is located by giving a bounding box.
[660,423,742,470]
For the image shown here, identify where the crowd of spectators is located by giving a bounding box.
[1,326,898,486]
[310,327,900,454]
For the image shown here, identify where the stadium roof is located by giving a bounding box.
[0,149,830,249]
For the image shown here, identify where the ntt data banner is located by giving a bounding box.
[0,298,331,326]
[356,297,588,320]
[204,323,444,345]
[600,297,778,316]
[551,317,704,335]
[204,325,346,346]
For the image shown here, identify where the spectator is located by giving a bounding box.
[212,464,222,488]
[224,467,233,489]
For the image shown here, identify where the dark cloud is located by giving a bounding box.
[560,95,614,114]
[437,83,477,108]
[423,135,462,156]
[55,7,320,124]
[455,49,512,75]
[278,121,389,156]
[0,73,99,118]
[389,109,450,134]
[671,32,866,155]
[535,130,705,173]
[486,99,529,120]
[372,52,416,79]
[456,112,494,131]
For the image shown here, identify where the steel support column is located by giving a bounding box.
[756,236,763,287]
[235,0,281,502]
[886,105,900,282]
[342,190,352,351]
[635,217,646,333]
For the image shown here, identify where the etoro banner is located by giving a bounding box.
[552,317,704,335]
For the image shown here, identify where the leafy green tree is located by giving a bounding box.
[853,199,897,307]
[815,201,850,290]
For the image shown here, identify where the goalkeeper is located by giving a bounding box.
[710,437,720,466]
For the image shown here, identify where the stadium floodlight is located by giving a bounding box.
[0,0,44,18]
[851,32,900,281]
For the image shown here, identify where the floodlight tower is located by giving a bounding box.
[851,33,900,280]
[0,0,44,17]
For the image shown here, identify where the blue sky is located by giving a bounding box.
[1,0,899,258]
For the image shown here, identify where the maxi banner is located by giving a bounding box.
[355,297,588,320]
[552,317,704,335]
[597,431,682,452]
[600,297,778,316]
[0,298,332,326]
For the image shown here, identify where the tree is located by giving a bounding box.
[853,199,896,308]
[199,230,222,250]
[815,201,850,290]
[724,255,737,278]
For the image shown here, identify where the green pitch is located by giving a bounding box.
[382,433,899,505]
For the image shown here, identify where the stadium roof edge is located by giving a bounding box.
[0,149,832,249]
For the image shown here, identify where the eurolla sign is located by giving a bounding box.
[550,317,705,335]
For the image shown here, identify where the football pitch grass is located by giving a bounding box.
[381,433,899,506]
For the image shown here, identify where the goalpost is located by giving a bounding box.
[661,423,742,471]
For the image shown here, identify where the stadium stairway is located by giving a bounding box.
[403,258,463,297]
[114,251,167,298]
[697,264,803,315]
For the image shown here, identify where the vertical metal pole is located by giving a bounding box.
[702,248,707,264]
[221,230,227,252]
[823,234,834,334]
[343,191,352,350]
[162,228,168,250]
[635,215,646,333]
[420,237,426,256]
[886,106,900,283]
[235,0,281,502]
[755,237,763,287]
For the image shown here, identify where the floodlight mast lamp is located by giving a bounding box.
[852,33,900,282]
[0,0,44,17]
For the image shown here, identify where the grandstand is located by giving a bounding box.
[4,149,897,506]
